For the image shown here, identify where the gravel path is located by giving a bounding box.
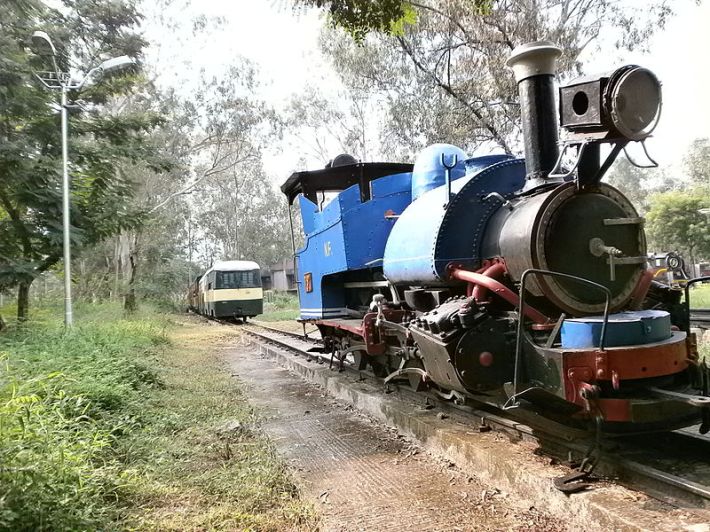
[225,344,565,531]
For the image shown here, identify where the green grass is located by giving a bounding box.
[259,292,300,322]
[0,302,316,531]
[688,283,710,309]
[0,303,166,530]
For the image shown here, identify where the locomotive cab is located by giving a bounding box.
[282,160,414,319]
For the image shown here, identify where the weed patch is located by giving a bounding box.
[119,318,316,530]
[689,283,710,309]
[261,292,300,322]
[0,305,165,530]
[0,304,315,531]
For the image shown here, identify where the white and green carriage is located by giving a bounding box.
[197,260,263,319]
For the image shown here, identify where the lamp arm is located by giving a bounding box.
[74,66,102,91]
[50,55,61,80]
[33,73,54,89]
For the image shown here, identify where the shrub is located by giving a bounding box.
[0,304,166,530]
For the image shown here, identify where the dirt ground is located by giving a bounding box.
[225,340,566,531]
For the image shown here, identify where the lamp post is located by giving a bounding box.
[29,31,135,327]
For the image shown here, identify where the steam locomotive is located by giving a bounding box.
[281,41,710,433]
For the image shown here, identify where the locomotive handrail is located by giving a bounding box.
[509,269,612,409]
[684,276,710,334]
[441,152,458,205]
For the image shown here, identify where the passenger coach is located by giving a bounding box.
[196,260,263,319]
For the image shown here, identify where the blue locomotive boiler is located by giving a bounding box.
[281,145,518,318]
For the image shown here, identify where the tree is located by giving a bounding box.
[284,86,378,164]
[684,138,710,189]
[0,0,164,320]
[604,158,675,214]
[112,59,284,311]
[646,190,710,273]
[192,159,292,268]
[314,0,677,157]
[295,0,421,41]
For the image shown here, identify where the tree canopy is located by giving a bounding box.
[604,158,675,215]
[296,0,482,41]
[311,0,676,158]
[683,138,710,189]
[0,0,166,319]
[646,190,710,264]
[644,136,710,264]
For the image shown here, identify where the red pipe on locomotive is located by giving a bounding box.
[449,266,551,325]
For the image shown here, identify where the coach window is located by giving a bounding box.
[216,270,262,289]
[216,271,246,289]
[239,269,262,288]
[217,271,237,289]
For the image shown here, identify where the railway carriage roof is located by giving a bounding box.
[203,260,261,276]
[281,162,414,205]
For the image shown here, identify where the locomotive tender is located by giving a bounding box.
[281,41,710,433]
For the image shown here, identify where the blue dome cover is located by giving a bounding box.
[384,158,526,284]
[411,144,467,201]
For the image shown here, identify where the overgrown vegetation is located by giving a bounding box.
[690,283,710,309]
[260,292,301,322]
[0,0,168,320]
[0,303,315,530]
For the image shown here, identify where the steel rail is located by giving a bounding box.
[248,319,323,344]
[690,309,710,329]
[234,320,710,508]
[610,456,710,501]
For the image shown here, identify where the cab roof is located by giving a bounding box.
[281,162,414,205]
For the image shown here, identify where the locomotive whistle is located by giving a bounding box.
[441,153,458,206]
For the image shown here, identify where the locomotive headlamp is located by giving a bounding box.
[559,65,662,141]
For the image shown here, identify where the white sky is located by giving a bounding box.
[142,0,710,185]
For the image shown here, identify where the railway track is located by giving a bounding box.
[249,319,322,343]
[234,320,710,510]
[691,309,710,329]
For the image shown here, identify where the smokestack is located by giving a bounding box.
[506,41,562,190]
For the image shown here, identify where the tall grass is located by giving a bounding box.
[0,303,167,530]
[260,292,300,322]
[689,283,710,309]
[0,302,315,530]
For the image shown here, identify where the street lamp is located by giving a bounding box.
[30,30,135,327]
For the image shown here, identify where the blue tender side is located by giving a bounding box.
[296,170,413,319]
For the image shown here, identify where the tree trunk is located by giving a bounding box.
[690,249,697,279]
[124,253,137,312]
[17,280,30,321]
[114,236,120,300]
[124,233,139,313]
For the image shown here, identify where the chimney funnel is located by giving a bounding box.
[507,41,562,190]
